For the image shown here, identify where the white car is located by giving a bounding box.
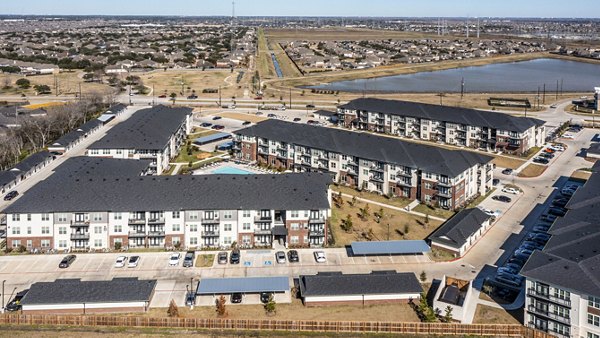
[114,256,127,268]
[169,253,181,266]
[562,133,574,139]
[128,256,140,268]
[550,145,565,151]
[313,251,326,263]
[502,187,520,195]
[480,208,499,218]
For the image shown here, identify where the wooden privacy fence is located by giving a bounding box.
[0,314,553,337]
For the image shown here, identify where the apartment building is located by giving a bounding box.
[3,157,332,251]
[87,105,192,175]
[233,120,493,209]
[337,98,546,155]
[521,162,600,338]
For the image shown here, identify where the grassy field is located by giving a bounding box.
[195,254,214,268]
[472,305,520,325]
[518,164,547,178]
[257,28,276,79]
[571,168,593,180]
[330,196,442,246]
[271,41,303,78]
[0,71,112,96]
[492,156,527,170]
[143,297,419,322]
[139,70,235,98]
[331,185,412,209]
[412,204,455,220]
[216,112,268,123]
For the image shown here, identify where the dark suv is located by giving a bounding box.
[3,191,18,201]
[230,249,240,264]
[182,251,195,268]
[287,250,299,263]
[231,292,243,303]
[260,292,273,304]
[59,255,76,268]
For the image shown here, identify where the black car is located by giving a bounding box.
[214,125,225,130]
[3,191,18,201]
[306,104,315,109]
[533,157,549,164]
[492,195,512,203]
[242,121,252,126]
[5,289,28,312]
[287,250,299,263]
[59,254,76,268]
[501,169,513,175]
[201,122,212,128]
[182,251,195,268]
[187,95,198,100]
[212,116,222,120]
[539,152,554,159]
[260,292,273,304]
[231,292,243,303]
[230,249,240,264]
[552,198,569,208]
[293,117,302,122]
[548,207,567,217]
[185,292,196,306]
[492,178,500,186]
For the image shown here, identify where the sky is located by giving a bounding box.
[1,0,598,18]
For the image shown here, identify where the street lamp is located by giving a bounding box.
[1,280,5,313]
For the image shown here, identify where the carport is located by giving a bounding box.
[195,276,291,306]
[193,132,231,146]
[350,240,430,256]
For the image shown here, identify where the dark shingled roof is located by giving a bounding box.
[21,278,156,305]
[89,105,191,150]
[50,119,103,147]
[235,119,493,177]
[521,162,600,298]
[3,157,332,214]
[299,271,422,297]
[339,98,545,133]
[428,208,491,249]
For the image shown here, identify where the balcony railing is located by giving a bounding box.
[527,288,571,307]
[436,190,452,199]
[128,218,146,225]
[70,233,90,240]
[128,231,147,238]
[527,305,571,325]
[370,176,384,183]
[201,230,220,237]
[254,229,272,235]
[147,218,165,225]
[309,217,326,224]
[148,231,165,237]
[309,229,325,236]
[70,220,89,227]
[254,215,272,223]
[437,180,452,188]
[201,217,219,224]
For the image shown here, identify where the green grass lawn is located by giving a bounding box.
[412,204,455,220]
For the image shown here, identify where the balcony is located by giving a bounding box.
[257,147,267,155]
[397,170,412,178]
[201,230,220,237]
[436,190,452,199]
[437,180,452,188]
[201,217,219,225]
[527,305,571,325]
[309,228,325,236]
[527,288,571,307]
[254,215,272,223]
[254,228,272,235]
[148,231,166,237]
[128,218,146,225]
[70,233,90,240]
[317,161,329,170]
[397,180,412,188]
[309,217,326,224]
[128,231,147,238]
[147,218,165,225]
[346,166,358,176]
[70,220,89,227]
[369,175,384,183]
[276,151,288,159]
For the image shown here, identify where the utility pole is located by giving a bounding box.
[78,82,82,101]
[466,19,469,38]
[461,77,465,99]
[543,84,546,104]
[477,18,480,38]
[152,84,155,106]
[556,80,559,100]
[218,85,222,107]
[289,88,292,109]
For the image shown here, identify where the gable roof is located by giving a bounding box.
[235,119,493,177]
[21,278,156,305]
[339,98,545,133]
[89,105,191,150]
[299,271,422,297]
[428,208,491,249]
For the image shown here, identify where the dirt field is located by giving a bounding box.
[140,70,237,98]
[472,305,521,325]
[571,169,593,180]
[0,71,112,96]
[216,112,268,123]
[330,196,442,246]
[518,164,547,178]
[492,156,527,170]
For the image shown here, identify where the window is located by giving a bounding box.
[41,213,50,221]
[588,314,600,327]
[589,296,600,309]
[57,214,67,222]
[59,227,66,235]
[94,226,102,234]
[172,224,180,232]
[172,237,181,245]
[363,169,369,175]
[243,223,251,230]
[172,211,180,219]
[224,237,232,245]
[190,237,198,245]
[11,240,21,248]
[58,240,67,248]
[223,211,233,219]
[588,333,600,338]
[242,210,251,218]
[342,155,347,160]
[12,214,20,222]
[224,224,232,231]
[114,213,122,220]
[188,211,198,220]
[189,224,198,232]
[27,227,31,235]
[290,236,299,244]
[103,149,110,155]
[390,174,396,181]
[41,226,50,235]
[94,239,102,248]
[291,211,299,218]
[26,214,31,221]
[291,223,300,230]
[116,149,122,154]
[11,227,20,235]
[92,213,102,221]
[114,225,122,233]
[331,162,336,169]
[425,182,432,189]
[41,240,50,248]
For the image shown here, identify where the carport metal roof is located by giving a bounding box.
[196,276,289,294]
[351,240,430,255]
[194,132,231,145]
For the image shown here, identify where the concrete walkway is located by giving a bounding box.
[339,193,448,222]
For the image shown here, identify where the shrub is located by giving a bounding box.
[167,299,179,317]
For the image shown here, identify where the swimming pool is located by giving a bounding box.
[211,166,254,175]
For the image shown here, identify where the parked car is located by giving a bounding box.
[528,233,551,244]
[59,255,76,268]
[293,117,302,122]
[218,252,228,264]
[128,256,140,268]
[492,178,500,186]
[213,125,225,130]
[539,152,554,159]
[498,266,519,275]
[187,95,198,99]
[158,94,167,98]
[502,187,519,195]
[548,207,567,217]
[230,249,240,264]
[267,113,276,118]
[313,251,326,263]
[5,289,28,312]
[544,148,555,154]
[231,292,243,304]
[533,157,549,164]
[552,198,569,208]
[562,133,575,139]
[3,191,18,201]
[521,241,543,251]
[275,251,286,264]
[504,262,523,272]
[495,274,522,287]
[260,292,273,304]
[169,252,181,266]
[201,122,212,128]
[242,121,252,126]
[287,250,299,263]
[501,169,513,175]
[185,292,196,306]
[212,116,222,120]
[515,248,534,258]
[114,256,128,268]
[306,120,318,125]
[533,225,551,233]
[492,195,512,203]
[480,208,498,217]
[255,111,264,115]
[306,104,315,109]
[183,251,195,268]
[540,214,557,224]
